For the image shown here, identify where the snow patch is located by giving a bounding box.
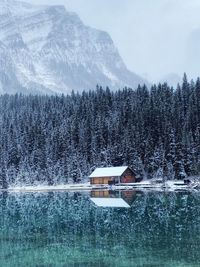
[101,65,119,85]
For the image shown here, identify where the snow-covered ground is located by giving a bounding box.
[6,179,200,192]
[8,183,93,192]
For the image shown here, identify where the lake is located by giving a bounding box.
[0,190,200,267]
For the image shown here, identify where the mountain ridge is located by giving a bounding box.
[0,0,148,94]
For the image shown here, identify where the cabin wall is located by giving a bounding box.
[90,177,113,184]
[120,168,136,183]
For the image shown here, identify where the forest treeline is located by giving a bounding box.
[0,74,200,187]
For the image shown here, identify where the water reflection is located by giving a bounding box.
[0,191,200,267]
[90,190,137,208]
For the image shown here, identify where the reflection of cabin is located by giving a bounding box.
[89,166,136,185]
[90,190,137,208]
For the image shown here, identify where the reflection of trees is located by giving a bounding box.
[0,192,200,266]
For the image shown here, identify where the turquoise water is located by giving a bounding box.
[0,190,200,267]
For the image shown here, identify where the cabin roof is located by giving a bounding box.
[90,197,130,208]
[89,166,129,178]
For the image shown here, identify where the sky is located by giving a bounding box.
[25,0,200,83]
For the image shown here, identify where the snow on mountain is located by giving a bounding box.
[0,0,147,94]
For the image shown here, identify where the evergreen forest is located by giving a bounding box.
[0,74,200,188]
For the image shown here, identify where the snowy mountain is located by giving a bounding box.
[0,0,147,94]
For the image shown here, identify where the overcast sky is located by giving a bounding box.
[25,0,200,83]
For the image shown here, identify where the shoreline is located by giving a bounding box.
[1,180,199,193]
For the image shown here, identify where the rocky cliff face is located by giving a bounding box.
[0,0,147,94]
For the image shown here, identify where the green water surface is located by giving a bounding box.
[0,190,200,267]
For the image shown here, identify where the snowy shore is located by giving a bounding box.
[4,180,200,192]
[7,183,93,192]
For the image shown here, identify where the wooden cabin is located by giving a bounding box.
[89,166,136,185]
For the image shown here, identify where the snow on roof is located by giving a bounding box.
[89,166,128,178]
[90,198,130,208]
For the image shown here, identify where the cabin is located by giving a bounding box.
[89,166,136,185]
